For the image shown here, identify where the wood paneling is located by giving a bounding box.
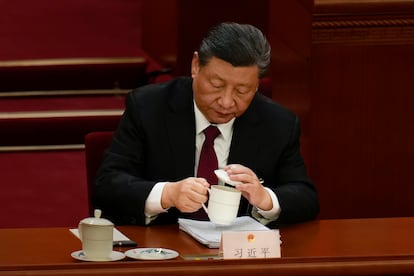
[174,0,270,76]
[143,0,269,76]
[269,1,314,141]
[311,0,414,219]
[141,0,178,69]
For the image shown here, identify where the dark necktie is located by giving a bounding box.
[197,125,220,185]
[188,125,220,220]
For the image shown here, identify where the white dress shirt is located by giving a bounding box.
[144,101,281,224]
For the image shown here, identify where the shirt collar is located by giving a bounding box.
[194,101,235,141]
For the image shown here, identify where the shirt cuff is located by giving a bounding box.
[252,187,281,225]
[144,182,169,224]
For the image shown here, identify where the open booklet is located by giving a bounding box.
[178,216,271,248]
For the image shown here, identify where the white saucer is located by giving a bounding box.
[71,250,125,262]
[125,248,179,260]
[214,169,243,186]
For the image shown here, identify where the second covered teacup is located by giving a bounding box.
[78,209,113,261]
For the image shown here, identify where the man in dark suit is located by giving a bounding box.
[93,22,319,227]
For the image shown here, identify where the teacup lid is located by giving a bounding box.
[214,169,243,186]
[80,209,114,226]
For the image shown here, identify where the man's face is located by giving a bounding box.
[191,52,260,124]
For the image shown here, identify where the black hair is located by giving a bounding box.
[198,22,271,78]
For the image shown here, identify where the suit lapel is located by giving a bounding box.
[228,100,262,215]
[228,102,261,167]
[165,80,196,179]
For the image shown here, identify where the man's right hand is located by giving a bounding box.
[161,177,210,212]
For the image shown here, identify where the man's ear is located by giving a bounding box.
[191,51,199,77]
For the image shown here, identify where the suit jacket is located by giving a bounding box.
[93,77,319,227]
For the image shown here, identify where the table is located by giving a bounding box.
[1,217,414,275]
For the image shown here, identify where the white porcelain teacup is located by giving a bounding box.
[78,209,113,261]
[202,185,242,226]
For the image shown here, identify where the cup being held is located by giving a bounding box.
[202,185,242,225]
[78,209,113,261]
[201,169,243,225]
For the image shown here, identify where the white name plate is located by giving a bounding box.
[220,230,281,259]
